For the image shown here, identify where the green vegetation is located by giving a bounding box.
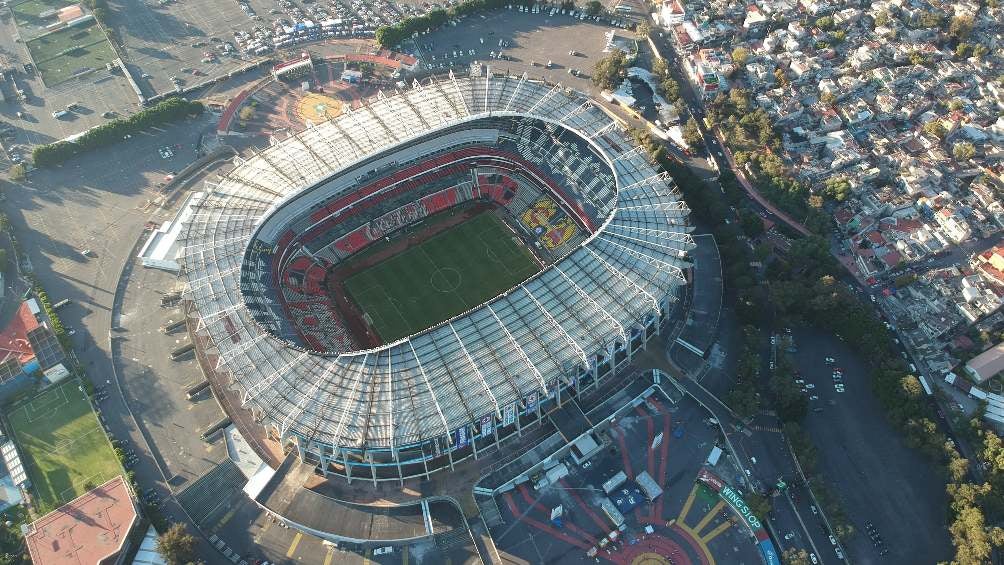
[705,88,830,234]
[375,0,513,47]
[591,49,630,90]
[32,97,203,167]
[8,164,25,182]
[730,47,748,67]
[29,277,71,351]
[344,213,539,342]
[953,141,976,161]
[26,22,115,86]
[6,379,120,513]
[822,176,850,202]
[157,523,198,565]
[650,58,683,107]
[0,505,30,565]
[945,429,1004,564]
[681,117,703,148]
[781,547,811,565]
[725,326,761,418]
[948,14,975,41]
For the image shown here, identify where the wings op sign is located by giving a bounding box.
[720,485,762,530]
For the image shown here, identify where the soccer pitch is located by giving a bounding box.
[6,379,120,511]
[344,213,540,342]
[26,23,116,86]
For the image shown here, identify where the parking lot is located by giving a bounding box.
[104,0,257,97]
[405,7,635,96]
[789,329,952,564]
[492,388,761,565]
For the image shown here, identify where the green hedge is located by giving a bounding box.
[32,98,204,168]
[375,0,521,47]
[29,279,71,352]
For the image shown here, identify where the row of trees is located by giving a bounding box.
[374,0,561,47]
[944,428,1004,564]
[32,97,204,167]
[708,88,832,234]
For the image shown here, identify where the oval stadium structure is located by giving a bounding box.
[182,70,694,482]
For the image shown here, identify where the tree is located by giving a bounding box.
[237,106,254,122]
[823,176,850,201]
[585,0,602,15]
[746,492,771,518]
[953,141,976,161]
[731,47,749,67]
[591,50,629,90]
[873,11,890,28]
[782,547,811,565]
[635,20,651,38]
[8,163,25,182]
[157,523,198,565]
[814,16,834,30]
[682,117,703,148]
[923,120,947,139]
[908,51,928,66]
[727,380,760,417]
[949,14,975,41]
[948,452,970,482]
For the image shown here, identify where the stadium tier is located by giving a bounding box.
[181,70,694,482]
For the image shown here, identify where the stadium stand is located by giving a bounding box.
[181,70,694,483]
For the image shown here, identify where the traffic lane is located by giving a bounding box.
[792,330,952,564]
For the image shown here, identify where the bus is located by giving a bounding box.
[53,298,71,310]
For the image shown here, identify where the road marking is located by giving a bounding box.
[677,483,699,524]
[694,500,725,533]
[286,532,302,558]
[701,519,733,544]
[323,546,335,565]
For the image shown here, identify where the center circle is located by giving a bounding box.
[430,267,462,293]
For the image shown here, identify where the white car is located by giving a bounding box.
[810,554,818,565]
[835,547,844,559]
[809,395,819,401]
[829,535,837,545]
[373,546,394,556]
[784,532,795,540]
[825,357,835,363]
[835,385,845,392]
[806,384,815,389]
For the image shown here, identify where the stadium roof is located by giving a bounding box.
[181,70,693,453]
[25,475,137,565]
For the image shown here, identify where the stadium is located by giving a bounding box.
[181,68,694,483]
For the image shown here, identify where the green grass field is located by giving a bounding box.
[26,23,116,86]
[6,379,120,511]
[344,213,540,342]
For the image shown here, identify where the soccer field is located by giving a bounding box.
[6,379,120,511]
[344,213,540,342]
[26,23,116,86]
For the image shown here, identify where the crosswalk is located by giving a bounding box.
[749,424,781,433]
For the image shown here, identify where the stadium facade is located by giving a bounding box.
[181,69,694,483]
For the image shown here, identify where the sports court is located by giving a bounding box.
[343,213,539,342]
[6,379,120,511]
